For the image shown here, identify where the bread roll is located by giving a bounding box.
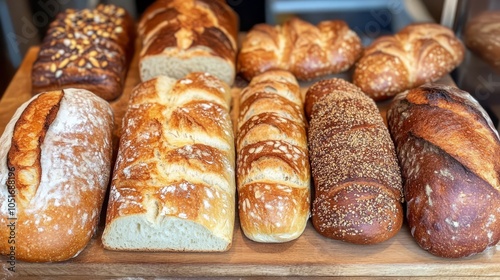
[353,23,464,101]
[102,72,235,252]
[465,11,500,72]
[387,84,500,258]
[0,89,113,262]
[236,70,310,243]
[31,4,135,101]
[138,0,238,85]
[238,17,362,81]
[305,78,403,244]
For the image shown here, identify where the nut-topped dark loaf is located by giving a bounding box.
[387,84,500,258]
[31,4,135,101]
[305,78,404,244]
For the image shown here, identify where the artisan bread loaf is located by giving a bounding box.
[353,23,464,101]
[238,17,362,81]
[138,0,238,85]
[236,70,310,243]
[0,89,113,262]
[102,72,235,252]
[31,4,135,101]
[305,78,403,244]
[387,84,500,258]
[465,11,500,72]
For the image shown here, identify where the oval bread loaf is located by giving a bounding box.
[0,89,114,262]
[236,70,310,243]
[305,78,404,244]
[387,84,500,258]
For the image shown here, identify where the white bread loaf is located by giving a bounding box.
[236,70,310,243]
[0,89,113,262]
[138,0,239,85]
[102,72,235,252]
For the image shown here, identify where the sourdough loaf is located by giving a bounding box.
[31,4,135,101]
[102,72,235,252]
[387,84,500,258]
[305,78,403,244]
[236,70,310,243]
[353,23,464,101]
[238,17,362,81]
[138,0,238,85]
[0,89,113,262]
[465,11,500,72]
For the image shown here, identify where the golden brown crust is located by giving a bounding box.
[353,23,464,101]
[387,84,500,258]
[306,78,403,244]
[465,11,500,72]
[238,18,362,81]
[31,4,135,101]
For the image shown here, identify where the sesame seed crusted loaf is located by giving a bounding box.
[387,84,500,258]
[102,72,235,252]
[238,17,363,81]
[138,0,239,85]
[236,70,310,243]
[31,4,135,101]
[305,78,404,245]
[353,23,464,101]
[0,89,114,262]
[465,11,500,73]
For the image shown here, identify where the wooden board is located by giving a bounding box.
[1,47,500,279]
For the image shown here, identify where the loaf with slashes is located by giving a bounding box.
[102,72,235,252]
[236,70,310,243]
[305,78,403,244]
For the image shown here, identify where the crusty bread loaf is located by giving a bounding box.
[305,78,403,244]
[102,72,235,252]
[353,23,464,101]
[0,89,113,262]
[465,11,500,72]
[238,17,362,81]
[31,4,135,101]
[236,70,310,243]
[138,0,238,85]
[387,84,500,258]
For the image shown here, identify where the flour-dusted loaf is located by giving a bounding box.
[238,17,362,81]
[138,0,238,85]
[236,70,310,243]
[305,78,403,244]
[353,23,464,101]
[0,89,113,262]
[31,4,135,101]
[387,84,500,258]
[465,11,500,72]
[102,72,235,252]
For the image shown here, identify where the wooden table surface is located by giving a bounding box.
[1,47,499,279]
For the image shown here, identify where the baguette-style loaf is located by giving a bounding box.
[31,4,135,101]
[138,0,239,85]
[387,84,500,258]
[353,23,464,101]
[0,89,113,262]
[236,70,310,243]
[102,72,235,252]
[465,11,500,72]
[238,17,362,81]
[305,78,403,244]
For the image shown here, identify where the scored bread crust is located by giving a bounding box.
[464,11,500,73]
[236,70,310,243]
[353,23,464,101]
[31,4,135,101]
[138,0,239,85]
[387,84,500,258]
[238,17,362,81]
[102,72,235,252]
[305,78,403,245]
[0,89,114,262]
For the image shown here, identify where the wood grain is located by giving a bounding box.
[1,47,499,278]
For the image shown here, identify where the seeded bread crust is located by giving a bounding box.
[31,4,135,101]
